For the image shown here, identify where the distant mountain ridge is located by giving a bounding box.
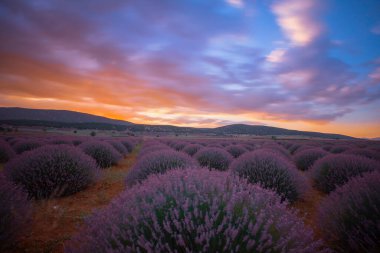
[0,107,133,125]
[0,107,354,139]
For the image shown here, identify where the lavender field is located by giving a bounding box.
[1,134,379,252]
[1,0,380,252]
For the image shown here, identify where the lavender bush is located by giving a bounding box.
[121,140,134,152]
[126,150,196,186]
[294,148,329,171]
[261,143,292,160]
[79,141,122,168]
[183,144,203,156]
[0,174,31,250]
[0,140,15,163]
[4,145,100,199]
[137,143,172,159]
[230,150,308,203]
[171,141,187,151]
[288,143,301,154]
[107,140,128,156]
[226,144,248,158]
[72,139,84,146]
[310,154,380,193]
[48,138,74,145]
[13,139,44,154]
[195,147,233,171]
[293,145,320,155]
[318,171,380,252]
[66,168,325,253]
[343,148,380,161]
[330,145,350,154]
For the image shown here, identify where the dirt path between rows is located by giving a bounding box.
[292,177,326,241]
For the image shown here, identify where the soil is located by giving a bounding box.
[8,147,140,253]
[292,176,326,241]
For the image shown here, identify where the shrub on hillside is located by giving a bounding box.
[318,171,380,252]
[294,148,329,171]
[66,168,325,253]
[13,140,44,154]
[4,145,99,199]
[79,141,122,168]
[230,150,308,203]
[194,147,233,171]
[126,150,196,186]
[310,154,380,193]
[182,144,203,156]
[0,174,31,250]
[0,140,15,163]
[226,144,248,158]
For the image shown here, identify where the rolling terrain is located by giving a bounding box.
[0,107,354,139]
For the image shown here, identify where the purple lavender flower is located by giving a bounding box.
[79,140,122,168]
[126,150,197,186]
[310,154,380,193]
[317,171,380,252]
[0,140,15,163]
[4,145,100,199]
[194,147,233,171]
[230,150,308,203]
[13,139,44,154]
[343,148,380,161]
[106,140,129,156]
[0,174,31,250]
[226,144,248,158]
[293,148,329,171]
[65,168,326,253]
[183,144,203,156]
[121,139,135,152]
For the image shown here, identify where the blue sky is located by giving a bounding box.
[0,0,379,137]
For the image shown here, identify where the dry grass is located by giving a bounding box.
[8,146,140,253]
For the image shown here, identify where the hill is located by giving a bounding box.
[0,107,354,139]
[0,107,133,125]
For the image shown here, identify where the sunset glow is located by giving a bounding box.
[0,0,379,137]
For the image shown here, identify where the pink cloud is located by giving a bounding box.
[272,0,323,46]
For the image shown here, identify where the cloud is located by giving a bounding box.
[266,48,286,63]
[272,0,323,46]
[226,0,244,8]
[0,0,379,136]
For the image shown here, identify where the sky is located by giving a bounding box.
[0,0,379,138]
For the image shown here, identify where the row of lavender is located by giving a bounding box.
[66,138,380,252]
[0,135,138,250]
